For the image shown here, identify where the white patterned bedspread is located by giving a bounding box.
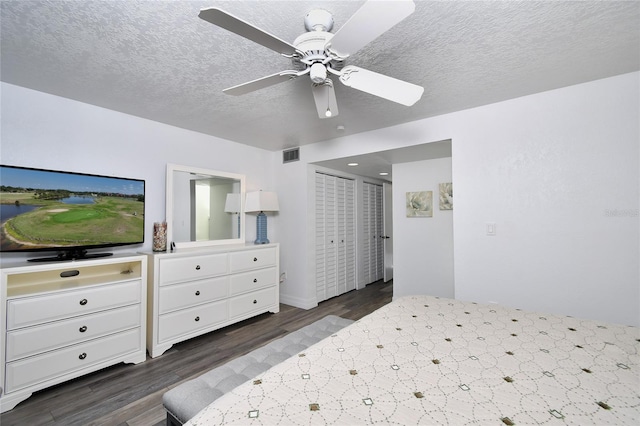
[186,295,640,425]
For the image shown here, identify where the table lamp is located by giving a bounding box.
[245,191,279,244]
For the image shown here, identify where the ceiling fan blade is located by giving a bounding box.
[326,0,415,59]
[338,65,423,106]
[199,8,302,57]
[311,79,339,119]
[224,70,305,96]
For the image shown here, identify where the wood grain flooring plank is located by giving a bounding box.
[49,368,180,423]
[86,388,166,426]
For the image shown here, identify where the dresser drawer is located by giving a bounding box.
[159,276,228,314]
[5,328,141,394]
[7,280,141,330]
[158,299,227,343]
[6,305,141,362]
[229,247,277,273]
[229,286,277,319]
[159,253,228,286]
[230,267,277,295]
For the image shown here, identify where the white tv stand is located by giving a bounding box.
[0,254,147,413]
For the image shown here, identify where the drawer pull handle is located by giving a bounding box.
[79,353,87,360]
[79,326,87,333]
[253,299,257,304]
[253,278,257,283]
[195,290,201,296]
[253,257,258,262]
[195,316,200,322]
[195,265,201,270]
[79,299,88,306]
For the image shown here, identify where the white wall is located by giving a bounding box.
[0,82,277,262]
[3,72,638,326]
[277,72,639,326]
[450,75,639,326]
[393,157,454,299]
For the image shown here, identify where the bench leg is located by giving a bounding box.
[166,411,183,426]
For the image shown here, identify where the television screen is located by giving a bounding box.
[0,165,145,261]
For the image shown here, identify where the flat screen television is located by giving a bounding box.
[0,164,145,262]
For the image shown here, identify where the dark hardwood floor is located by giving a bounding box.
[0,280,392,426]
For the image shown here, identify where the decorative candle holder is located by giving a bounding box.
[153,222,167,252]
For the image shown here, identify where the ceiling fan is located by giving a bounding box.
[198,0,424,119]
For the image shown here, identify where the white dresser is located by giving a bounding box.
[0,255,147,413]
[145,243,279,358]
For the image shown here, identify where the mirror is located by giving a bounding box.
[166,164,245,249]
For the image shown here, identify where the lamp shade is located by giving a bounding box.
[245,191,279,213]
[224,193,241,213]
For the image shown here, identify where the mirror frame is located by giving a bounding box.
[166,163,245,249]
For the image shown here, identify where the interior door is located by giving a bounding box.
[383,182,393,282]
[315,173,327,302]
[316,172,356,303]
[324,175,337,299]
[362,183,372,285]
[193,182,210,241]
[375,185,383,281]
[335,177,347,295]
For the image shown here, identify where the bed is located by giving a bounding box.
[185,295,640,425]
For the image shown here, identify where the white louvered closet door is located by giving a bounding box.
[336,178,356,295]
[363,182,384,285]
[324,174,338,300]
[374,184,384,281]
[315,173,327,302]
[362,183,372,285]
[343,178,356,294]
[316,173,356,303]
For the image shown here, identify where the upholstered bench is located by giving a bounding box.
[163,315,355,425]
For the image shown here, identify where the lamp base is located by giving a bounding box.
[254,212,270,244]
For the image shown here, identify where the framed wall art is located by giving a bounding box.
[406,191,433,217]
[439,182,453,210]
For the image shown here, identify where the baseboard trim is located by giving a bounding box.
[279,293,317,310]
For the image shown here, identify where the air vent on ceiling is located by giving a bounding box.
[283,148,300,163]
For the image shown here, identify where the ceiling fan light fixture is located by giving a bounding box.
[310,63,327,84]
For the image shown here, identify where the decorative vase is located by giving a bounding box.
[153,222,167,252]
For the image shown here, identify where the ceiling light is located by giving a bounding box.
[347,162,358,166]
[379,172,389,176]
[325,108,332,117]
[310,62,327,84]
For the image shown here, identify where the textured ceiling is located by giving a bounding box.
[1,0,639,152]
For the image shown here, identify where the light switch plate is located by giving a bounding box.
[486,223,496,236]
